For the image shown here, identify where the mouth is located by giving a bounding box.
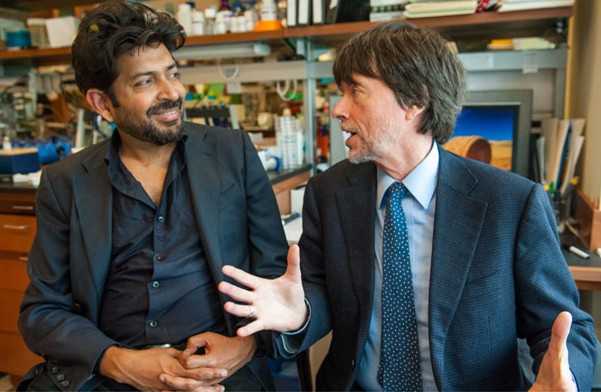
[342,128,358,147]
[147,100,183,123]
[152,108,181,123]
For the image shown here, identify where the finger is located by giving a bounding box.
[221,265,262,289]
[223,301,256,319]
[285,244,302,282]
[160,386,224,392]
[194,385,225,392]
[217,281,254,304]
[236,319,266,337]
[159,368,227,388]
[183,335,210,356]
[548,311,572,358]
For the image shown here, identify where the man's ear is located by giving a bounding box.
[405,105,426,121]
[86,89,115,123]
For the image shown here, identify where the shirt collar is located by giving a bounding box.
[377,142,439,210]
[105,130,188,190]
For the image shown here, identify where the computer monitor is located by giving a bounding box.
[329,89,533,179]
[453,89,533,178]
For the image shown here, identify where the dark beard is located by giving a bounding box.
[114,99,184,146]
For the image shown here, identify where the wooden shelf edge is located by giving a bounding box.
[0,6,573,62]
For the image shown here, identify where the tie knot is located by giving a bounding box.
[386,182,406,206]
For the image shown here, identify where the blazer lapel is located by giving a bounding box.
[183,128,223,287]
[429,148,488,382]
[336,163,377,342]
[72,144,112,299]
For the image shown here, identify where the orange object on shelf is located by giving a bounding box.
[253,20,283,31]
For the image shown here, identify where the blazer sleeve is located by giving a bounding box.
[274,178,332,357]
[19,167,118,390]
[239,129,288,278]
[514,183,597,390]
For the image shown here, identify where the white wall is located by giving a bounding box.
[566,0,601,338]
[568,0,601,200]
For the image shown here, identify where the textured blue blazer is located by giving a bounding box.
[292,145,597,391]
[19,123,288,390]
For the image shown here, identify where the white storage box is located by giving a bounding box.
[45,16,79,48]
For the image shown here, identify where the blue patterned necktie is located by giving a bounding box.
[378,181,423,391]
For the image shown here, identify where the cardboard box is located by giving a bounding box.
[574,189,601,251]
[0,148,40,175]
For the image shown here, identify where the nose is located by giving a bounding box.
[157,77,184,102]
[331,95,348,122]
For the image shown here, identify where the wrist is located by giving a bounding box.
[99,346,129,384]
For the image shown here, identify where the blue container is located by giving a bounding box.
[6,30,32,49]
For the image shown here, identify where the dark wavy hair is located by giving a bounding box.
[72,1,186,95]
[333,22,466,144]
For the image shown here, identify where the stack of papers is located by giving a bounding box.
[404,0,478,18]
[498,0,574,12]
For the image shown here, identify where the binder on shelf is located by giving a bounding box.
[326,0,370,23]
[287,0,298,27]
[298,0,312,25]
[312,0,327,24]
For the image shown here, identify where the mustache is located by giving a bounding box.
[147,99,183,116]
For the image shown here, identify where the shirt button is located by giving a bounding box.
[150,320,158,328]
[157,216,165,223]
[156,255,164,261]
[152,281,160,289]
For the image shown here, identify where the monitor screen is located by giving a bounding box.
[450,90,533,178]
[451,105,519,173]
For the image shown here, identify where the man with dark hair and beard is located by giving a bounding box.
[18,2,288,391]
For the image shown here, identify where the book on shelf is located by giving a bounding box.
[326,0,371,23]
[287,0,298,26]
[539,117,585,198]
[298,0,312,25]
[313,0,327,24]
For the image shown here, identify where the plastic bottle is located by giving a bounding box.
[2,136,12,150]
[204,7,216,35]
[177,3,193,35]
[192,10,205,35]
[218,0,232,11]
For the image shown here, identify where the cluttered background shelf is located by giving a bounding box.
[0,6,573,63]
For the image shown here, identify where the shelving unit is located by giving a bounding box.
[0,7,573,63]
[0,5,574,166]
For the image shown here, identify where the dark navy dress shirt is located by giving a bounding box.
[99,133,226,348]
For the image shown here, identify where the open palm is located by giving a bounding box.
[218,245,308,336]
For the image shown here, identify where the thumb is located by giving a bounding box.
[545,312,572,371]
[285,244,302,282]
[547,311,572,361]
[184,335,209,355]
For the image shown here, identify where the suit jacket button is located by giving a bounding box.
[61,380,70,387]
[51,366,59,374]
[56,374,65,381]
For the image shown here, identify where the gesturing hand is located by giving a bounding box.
[218,244,308,336]
[529,311,577,392]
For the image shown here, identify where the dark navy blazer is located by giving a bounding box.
[289,145,597,391]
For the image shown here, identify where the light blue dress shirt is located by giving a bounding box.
[356,143,439,391]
